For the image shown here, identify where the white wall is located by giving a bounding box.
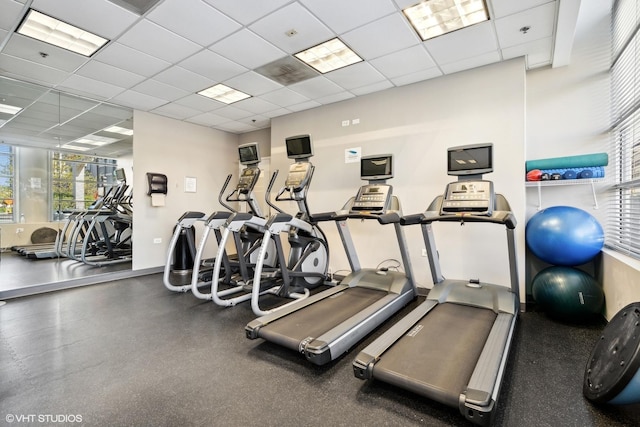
[271,59,526,297]
[132,111,238,270]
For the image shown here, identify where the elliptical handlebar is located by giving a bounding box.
[264,170,284,214]
[217,174,236,212]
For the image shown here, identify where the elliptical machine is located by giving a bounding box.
[191,142,278,302]
[249,135,329,316]
[162,174,234,293]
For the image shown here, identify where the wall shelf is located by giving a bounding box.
[526,178,604,210]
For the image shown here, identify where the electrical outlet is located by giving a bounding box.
[16,228,24,234]
[341,120,350,127]
[153,238,162,244]
[421,248,428,257]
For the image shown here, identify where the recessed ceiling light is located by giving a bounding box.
[104,125,134,136]
[0,103,22,115]
[16,9,109,57]
[294,38,363,74]
[197,84,251,104]
[403,0,489,41]
[60,144,91,152]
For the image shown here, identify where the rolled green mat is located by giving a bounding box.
[526,153,608,172]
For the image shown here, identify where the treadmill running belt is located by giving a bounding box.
[258,286,388,350]
[372,302,496,407]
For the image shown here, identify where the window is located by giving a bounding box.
[0,145,15,223]
[608,0,640,258]
[51,152,118,219]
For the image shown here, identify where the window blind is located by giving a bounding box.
[608,0,640,258]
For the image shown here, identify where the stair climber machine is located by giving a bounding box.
[162,174,234,292]
[246,153,417,366]
[249,134,330,316]
[191,142,279,304]
[352,143,519,427]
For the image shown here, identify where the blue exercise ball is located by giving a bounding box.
[526,206,604,266]
[532,266,604,320]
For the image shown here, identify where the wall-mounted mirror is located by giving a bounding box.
[0,75,133,299]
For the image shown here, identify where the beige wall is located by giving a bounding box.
[271,58,527,297]
[131,111,238,270]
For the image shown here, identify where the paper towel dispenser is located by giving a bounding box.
[146,172,168,195]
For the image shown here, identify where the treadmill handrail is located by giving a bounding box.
[401,211,516,229]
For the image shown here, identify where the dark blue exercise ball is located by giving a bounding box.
[532,266,604,320]
[526,206,604,266]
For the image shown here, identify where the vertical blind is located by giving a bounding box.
[608,0,640,258]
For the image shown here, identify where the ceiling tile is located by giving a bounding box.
[300,0,396,34]
[232,97,280,114]
[31,0,139,39]
[341,13,419,60]
[117,19,201,64]
[209,29,286,70]
[111,89,167,110]
[390,67,443,86]
[249,3,334,54]
[213,105,254,120]
[147,0,241,46]
[93,42,171,77]
[289,76,344,99]
[0,0,25,31]
[370,44,436,79]
[76,60,146,88]
[153,66,215,93]
[57,74,125,100]
[350,80,394,96]
[316,91,355,105]
[151,102,202,120]
[261,107,291,118]
[0,53,70,86]
[216,120,257,133]
[179,49,247,83]
[224,71,283,96]
[491,0,556,19]
[288,100,321,112]
[424,21,497,64]
[440,51,502,75]
[174,94,224,112]
[494,2,557,48]
[502,37,553,68]
[186,111,230,126]
[3,34,88,72]
[132,79,190,102]
[203,0,291,26]
[260,87,310,107]
[325,62,387,90]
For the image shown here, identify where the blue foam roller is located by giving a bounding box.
[526,153,609,172]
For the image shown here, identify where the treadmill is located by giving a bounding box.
[246,154,417,366]
[352,143,519,426]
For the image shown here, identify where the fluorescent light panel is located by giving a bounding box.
[0,103,22,115]
[74,134,120,146]
[295,38,363,74]
[17,9,109,56]
[403,0,489,41]
[197,84,251,104]
[104,125,134,136]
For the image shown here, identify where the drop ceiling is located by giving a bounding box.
[0,0,581,156]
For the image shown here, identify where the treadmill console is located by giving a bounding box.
[352,184,392,213]
[237,166,260,194]
[441,180,494,216]
[285,162,312,192]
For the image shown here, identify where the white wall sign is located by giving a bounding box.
[345,147,361,163]
[184,176,197,193]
